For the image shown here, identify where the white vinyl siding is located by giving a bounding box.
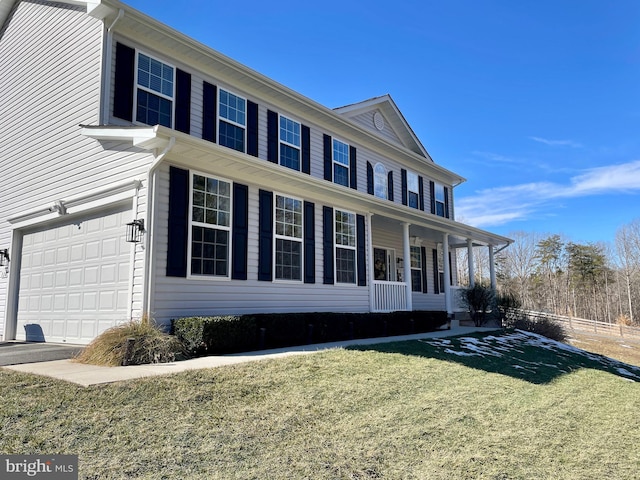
[0,2,153,339]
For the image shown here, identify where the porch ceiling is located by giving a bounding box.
[82,125,512,248]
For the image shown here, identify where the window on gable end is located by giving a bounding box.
[280,115,301,171]
[135,52,174,128]
[219,89,246,152]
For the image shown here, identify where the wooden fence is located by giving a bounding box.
[505,308,640,340]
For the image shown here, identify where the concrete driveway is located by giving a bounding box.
[0,342,83,366]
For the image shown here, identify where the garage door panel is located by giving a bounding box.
[16,206,131,344]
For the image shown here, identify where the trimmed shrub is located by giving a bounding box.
[75,318,184,366]
[173,315,258,355]
[172,311,449,356]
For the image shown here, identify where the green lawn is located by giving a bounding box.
[1,330,639,479]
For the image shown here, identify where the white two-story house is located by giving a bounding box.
[0,0,511,344]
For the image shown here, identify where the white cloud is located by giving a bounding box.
[529,136,583,148]
[457,160,640,228]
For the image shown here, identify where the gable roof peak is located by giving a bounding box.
[333,94,432,161]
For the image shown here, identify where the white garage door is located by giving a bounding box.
[16,206,132,344]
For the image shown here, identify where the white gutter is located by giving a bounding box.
[142,134,175,319]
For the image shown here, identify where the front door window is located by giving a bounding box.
[374,247,395,281]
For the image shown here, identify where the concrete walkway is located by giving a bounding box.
[2,326,498,386]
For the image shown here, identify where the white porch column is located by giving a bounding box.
[367,213,375,312]
[489,245,497,290]
[442,233,452,317]
[467,238,475,287]
[402,222,412,311]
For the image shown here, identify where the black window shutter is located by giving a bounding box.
[302,125,311,174]
[202,81,217,142]
[429,180,436,214]
[113,42,135,122]
[418,176,425,211]
[232,183,249,280]
[401,169,408,206]
[247,100,259,157]
[388,171,394,201]
[166,166,189,277]
[323,134,332,181]
[175,69,191,134]
[267,110,278,163]
[258,190,273,281]
[356,214,366,287]
[304,201,315,284]
[367,162,374,195]
[323,206,334,284]
[258,190,273,282]
[444,186,450,218]
[420,246,428,293]
[349,146,357,190]
[432,249,440,294]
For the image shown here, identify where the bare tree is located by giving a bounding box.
[615,219,640,323]
[496,231,541,309]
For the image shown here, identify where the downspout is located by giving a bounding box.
[101,9,124,124]
[142,134,176,321]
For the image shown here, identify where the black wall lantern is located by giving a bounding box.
[126,219,145,243]
[0,249,9,266]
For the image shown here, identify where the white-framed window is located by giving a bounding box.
[335,209,356,284]
[333,139,350,187]
[280,115,301,171]
[436,243,445,293]
[407,171,419,209]
[189,172,232,278]
[275,194,303,281]
[135,52,174,128]
[374,163,388,200]
[410,246,422,292]
[219,89,246,152]
[435,183,446,217]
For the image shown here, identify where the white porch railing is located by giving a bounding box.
[373,281,408,312]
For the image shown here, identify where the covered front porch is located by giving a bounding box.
[367,214,510,317]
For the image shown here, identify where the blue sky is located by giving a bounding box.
[126,0,640,245]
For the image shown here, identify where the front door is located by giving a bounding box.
[373,247,395,282]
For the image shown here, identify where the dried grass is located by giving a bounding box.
[74,316,184,366]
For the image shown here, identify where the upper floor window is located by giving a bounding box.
[136,53,174,128]
[374,163,388,200]
[335,209,356,284]
[275,194,303,281]
[219,89,246,152]
[407,171,420,209]
[190,173,232,278]
[435,183,446,217]
[333,139,350,187]
[280,116,301,171]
